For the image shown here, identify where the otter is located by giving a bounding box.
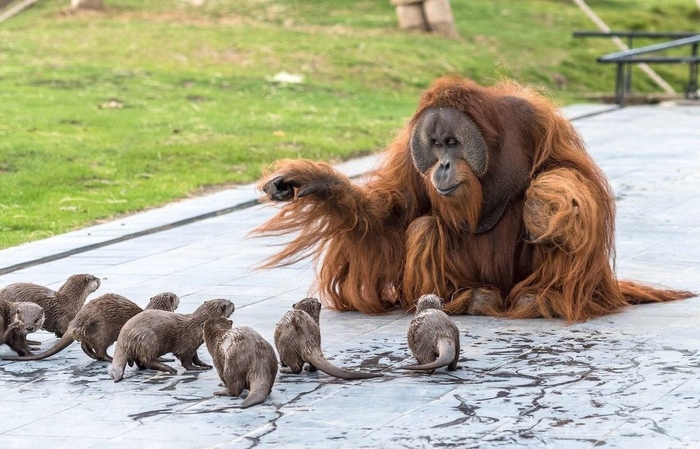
[0,274,101,337]
[274,297,383,379]
[3,292,180,362]
[402,294,460,373]
[0,300,45,356]
[203,317,277,408]
[110,298,235,382]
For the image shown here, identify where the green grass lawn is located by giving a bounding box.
[0,0,698,248]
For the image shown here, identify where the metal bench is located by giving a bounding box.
[573,31,700,105]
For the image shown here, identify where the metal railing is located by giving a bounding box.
[574,31,700,105]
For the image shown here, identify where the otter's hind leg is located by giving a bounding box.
[141,359,177,374]
[192,353,212,369]
[448,356,459,371]
[214,379,244,397]
[181,354,212,371]
[95,347,113,363]
[80,342,101,361]
[305,362,317,372]
[280,357,304,374]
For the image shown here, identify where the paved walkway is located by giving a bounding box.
[0,104,698,449]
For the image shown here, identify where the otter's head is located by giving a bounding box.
[414,294,444,314]
[194,298,235,319]
[14,302,45,333]
[292,297,322,322]
[146,292,180,312]
[202,316,233,340]
[60,274,101,296]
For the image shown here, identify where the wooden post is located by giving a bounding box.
[423,0,459,38]
[391,0,458,38]
[391,0,428,32]
[70,0,104,10]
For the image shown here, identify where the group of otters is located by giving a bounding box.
[0,273,460,408]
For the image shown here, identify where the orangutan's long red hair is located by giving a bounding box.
[254,76,694,320]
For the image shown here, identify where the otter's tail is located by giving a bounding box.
[241,376,275,408]
[110,343,129,382]
[305,349,383,380]
[3,333,75,361]
[618,280,695,305]
[401,339,456,372]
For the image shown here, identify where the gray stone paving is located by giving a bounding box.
[0,105,699,448]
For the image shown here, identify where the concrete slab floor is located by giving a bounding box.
[0,105,699,448]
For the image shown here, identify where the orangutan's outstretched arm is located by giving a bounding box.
[253,158,408,313]
[254,158,403,261]
[258,158,399,232]
[261,158,359,205]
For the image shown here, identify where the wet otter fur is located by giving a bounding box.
[3,292,180,362]
[274,297,383,379]
[203,317,277,408]
[403,294,460,373]
[0,300,45,356]
[0,274,101,337]
[110,298,235,382]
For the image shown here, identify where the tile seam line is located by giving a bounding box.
[586,377,693,448]
[0,199,259,275]
[566,105,622,121]
[0,107,619,276]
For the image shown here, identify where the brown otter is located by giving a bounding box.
[402,294,460,373]
[0,274,101,337]
[0,299,45,356]
[110,298,235,382]
[3,292,180,362]
[203,317,277,408]
[274,297,383,379]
